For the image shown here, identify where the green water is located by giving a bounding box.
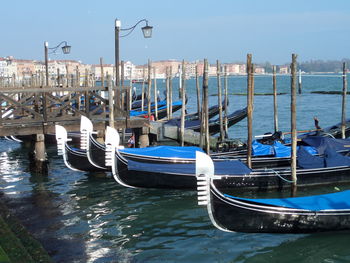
[1,74,350,262]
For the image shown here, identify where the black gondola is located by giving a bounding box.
[105,126,350,190]
[130,100,183,119]
[164,107,247,135]
[298,118,350,139]
[211,136,350,168]
[195,151,350,233]
[55,125,107,172]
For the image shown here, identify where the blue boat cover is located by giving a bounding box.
[324,148,350,167]
[252,140,274,156]
[224,190,350,211]
[121,146,204,159]
[273,141,292,157]
[272,141,318,158]
[128,159,252,175]
[302,136,350,155]
[297,146,325,169]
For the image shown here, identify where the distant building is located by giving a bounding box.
[279,65,289,74]
[151,60,182,78]
[15,59,36,79]
[92,64,114,79]
[255,67,265,74]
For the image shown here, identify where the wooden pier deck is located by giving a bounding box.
[0,85,149,137]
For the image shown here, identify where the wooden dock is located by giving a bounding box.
[0,85,149,137]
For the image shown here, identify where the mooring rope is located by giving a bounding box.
[270,169,295,183]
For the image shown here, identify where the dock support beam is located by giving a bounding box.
[30,134,48,174]
[136,127,150,148]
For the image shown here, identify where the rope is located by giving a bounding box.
[269,169,295,183]
[323,133,336,139]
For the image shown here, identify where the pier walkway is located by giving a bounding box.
[0,85,149,137]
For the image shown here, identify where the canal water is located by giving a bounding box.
[1,74,350,262]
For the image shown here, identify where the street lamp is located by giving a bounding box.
[44,41,71,86]
[115,18,153,89]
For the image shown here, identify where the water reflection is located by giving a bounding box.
[239,232,350,263]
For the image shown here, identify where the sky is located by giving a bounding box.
[1,0,350,65]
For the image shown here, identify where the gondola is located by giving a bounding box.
[211,117,350,161]
[130,100,183,119]
[105,126,209,188]
[195,151,350,233]
[168,99,229,123]
[106,126,350,190]
[55,125,107,172]
[164,107,247,135]
[298,118,350,139]
[211,136,350,168]
[80,116,203,170]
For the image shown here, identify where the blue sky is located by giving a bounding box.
[1,0,350,65]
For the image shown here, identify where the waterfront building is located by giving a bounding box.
[91,64,115,80]
[279,65,290,74]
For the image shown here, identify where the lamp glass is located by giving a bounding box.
[141,25,153,38]
[62,45,71,54]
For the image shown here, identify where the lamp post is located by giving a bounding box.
[114,18,153,96]
[44,41,71,86]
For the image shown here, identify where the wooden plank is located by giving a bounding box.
[0,86,106,93]
[149,122,218,149]
[0,93,42,119]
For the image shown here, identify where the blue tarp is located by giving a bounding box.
[324,148,350,167]
[252,140,274,156]
[252,140,318,157]
[273,141,292,157]
[121,145,204,159]
[224,190,350,211]
[302,136,350,155]
[297,146,325,169]
[297,145,350,169]
[128,158,252,175]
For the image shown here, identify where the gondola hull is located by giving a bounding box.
[210,186,350,233]
[213,166,350,192]
[165,107,247,135]
[89,134,110,170]
[66,144,106,172]
[114,150,350,190]
[196,151,350,234]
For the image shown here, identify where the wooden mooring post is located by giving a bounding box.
[169,67,173,119]
[224,65,229,138]
[217,60,224,142]
[291,54,298,193]
[153,67,158,120]
[180,60,186,146]
[273,65,279,132]
[202,59,210,153]
[166,67,170,119]
[246,54,254,169]
[298,69,302,94]
[141,67,145,111]
[195,65,201,118]
[147,59,152,120]
[341,62,347,139]
[107,74,115,128]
